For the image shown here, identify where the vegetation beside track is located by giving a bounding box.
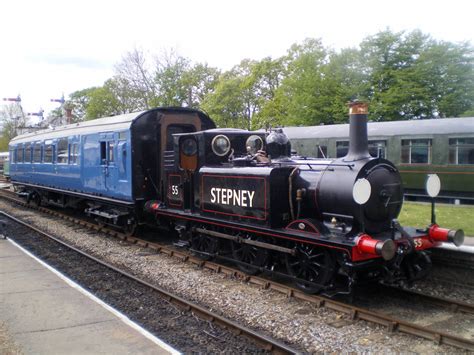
[399,202,474,237]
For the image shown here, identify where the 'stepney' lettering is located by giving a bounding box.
[210,188,256,207]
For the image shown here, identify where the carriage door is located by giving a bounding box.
[100,133,118,193]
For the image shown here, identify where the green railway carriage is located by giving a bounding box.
[282,117,474,202]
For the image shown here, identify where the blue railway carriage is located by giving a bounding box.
[9,107,215,231]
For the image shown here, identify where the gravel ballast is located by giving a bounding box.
[0,199,470,353]
[1,214,269,353]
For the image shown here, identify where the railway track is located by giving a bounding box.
[380,285,474,315]
[1,189,473,351]
[0,209,297,354]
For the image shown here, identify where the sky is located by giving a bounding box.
[0,0,472,117]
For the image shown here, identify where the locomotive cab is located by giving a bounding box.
[166,129,269,212]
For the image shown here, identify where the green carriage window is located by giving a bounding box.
[449,138,474,165]
[336,141,349,158]
[401,139,431,164]
[316,145,327,158]
[368,140,386,158]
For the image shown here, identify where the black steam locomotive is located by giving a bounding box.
[10,104,464,295]
[145,102,464,294]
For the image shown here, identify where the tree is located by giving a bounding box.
[152,50,191,106]
[61,31,474,125]
[85,79,121,119]
[359,29,474,120]
[45,107,65,125]
[83,77,150,120]
[180,63,220,108]
[360,30,433,120]
[201,71,246,128]
[115,47,157,109]
[269,38,342,126]
[67,87,98,121]
[245,57,285,129]
[417,41,474,118]
[203,58,284,129]
[0,103,29,150]
[321,48,368,122]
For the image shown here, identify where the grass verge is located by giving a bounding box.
[398,202,474,237]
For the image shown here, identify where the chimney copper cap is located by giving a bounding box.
[349,101,368,115]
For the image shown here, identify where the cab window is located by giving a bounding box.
[166,125,195,151]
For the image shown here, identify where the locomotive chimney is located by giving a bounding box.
[344,101,371,162]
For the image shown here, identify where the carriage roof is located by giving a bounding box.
[9,107,214,145]
[282,117,474,140]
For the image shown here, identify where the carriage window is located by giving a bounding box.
[24,143,31,163]
[108,142,114,163]
[316,145,327,158]
[119,131,127,141]
[449,138,474,165]
[33,143,42,163]
[70,143,78,164]
[166,125,195,151]
[401,139,431,164]
[18,146,24,163]
[57,138,68,164]
[100,142,106,164]
[43,144,53,163]
[369,140,386,158]
[12,148,17,163]
[9,148,15,164]
[336,141,349,158]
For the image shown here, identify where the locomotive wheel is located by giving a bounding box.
[285,244,335,294]
[231,236,269,275]
[191,233,218,260]
[403,251,432,282]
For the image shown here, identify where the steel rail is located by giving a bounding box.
[380,284,474,315]
[0,210,298,355]
[1,189,474,351]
